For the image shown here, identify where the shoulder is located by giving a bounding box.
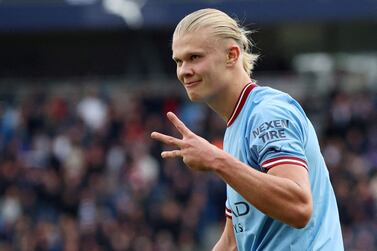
[250,85,307,121]
[252,86,297,108]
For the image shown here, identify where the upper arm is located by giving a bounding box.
[268,164,311,196]
[268,163,313,226]
[223,217,236,247]
[249,96,312,200]
[249,96,313,203]
[247,96,313,223]
[212,217,237,251]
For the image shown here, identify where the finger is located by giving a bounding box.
[161,150,182,159]
[151,132,183,147]
[167,112,192,136]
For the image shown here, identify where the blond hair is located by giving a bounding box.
[173,8,258,76]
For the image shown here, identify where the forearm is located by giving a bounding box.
[151,112,311,227]
[213,151,312,228]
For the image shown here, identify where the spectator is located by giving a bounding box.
[0,83,376,250]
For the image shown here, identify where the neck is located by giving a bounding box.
[207,74,252,123]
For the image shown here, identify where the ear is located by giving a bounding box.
[226,45,241,66]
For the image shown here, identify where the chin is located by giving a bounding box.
[187,93,204,102]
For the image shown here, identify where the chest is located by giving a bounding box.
[224,123,261,171]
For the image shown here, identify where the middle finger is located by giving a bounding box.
[151,132,183,147]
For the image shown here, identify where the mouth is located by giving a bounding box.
[185,80,201,88]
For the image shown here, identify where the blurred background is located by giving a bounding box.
[0,0,377,250]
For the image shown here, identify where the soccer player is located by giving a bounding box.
[151,8,344,251]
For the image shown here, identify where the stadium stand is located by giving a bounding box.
[0,1,377,250]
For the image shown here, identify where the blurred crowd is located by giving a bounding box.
[0,82,376,251]
[320,89,377,251]
[0,85,226,251]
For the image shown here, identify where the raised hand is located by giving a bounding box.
[151,112,222,172]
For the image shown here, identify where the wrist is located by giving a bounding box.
[211,149,230,174]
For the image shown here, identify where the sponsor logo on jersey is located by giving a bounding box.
[252,119,289,143]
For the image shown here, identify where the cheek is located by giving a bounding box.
[194,62,208,76]
[202,64,217,79]
[176,67,183,82]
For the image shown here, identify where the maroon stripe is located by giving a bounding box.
[225,207,232,219]
[264,161,308,171]
[262,156,307,165]
[227,82,257,127]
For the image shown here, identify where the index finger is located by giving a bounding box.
[166,112,192,136]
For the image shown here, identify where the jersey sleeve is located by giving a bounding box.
[247,96,309,172]
[225,199,232,219]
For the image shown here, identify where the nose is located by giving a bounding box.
[177,62,194,82]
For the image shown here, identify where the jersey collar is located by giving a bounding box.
[226,82,257,127]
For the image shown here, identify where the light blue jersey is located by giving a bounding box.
[223,82,344,251]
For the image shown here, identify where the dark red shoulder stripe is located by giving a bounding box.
[225,207,232,219]
[261,156,308,171]
[226,82,257,127]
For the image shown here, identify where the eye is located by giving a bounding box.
[174,59,182,66]
[190,55,200,61]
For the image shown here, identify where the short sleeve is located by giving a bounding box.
[248,97,309,172]
[225,199,232,219]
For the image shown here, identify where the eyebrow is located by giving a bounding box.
[172,56,178,61]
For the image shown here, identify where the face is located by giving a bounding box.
[172,30,229,102]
